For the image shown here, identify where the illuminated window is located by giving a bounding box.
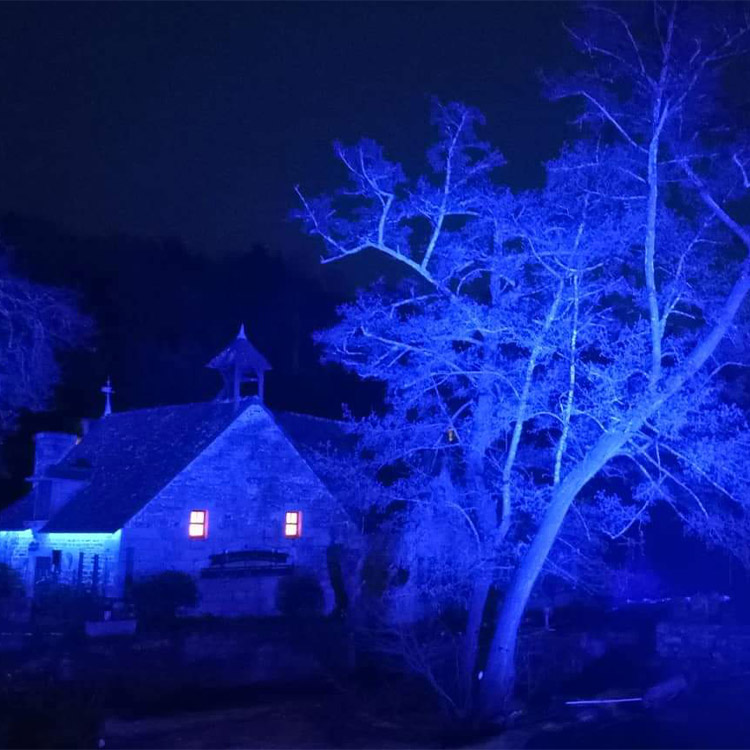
[188,510,208,539]
[284,511,302,538]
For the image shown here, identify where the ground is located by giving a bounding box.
[92,675,750,749]
[1,607,748,749]
[104,685,434,749]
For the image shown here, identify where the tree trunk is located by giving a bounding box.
[457,365,496,716]
[478,431,627,719]
[457,572,493,717]
[476,170,750,719]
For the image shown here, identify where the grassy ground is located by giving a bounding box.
[104,678,750,750]
[104,691,436,749]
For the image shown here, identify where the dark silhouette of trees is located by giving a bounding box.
[0,214,381,415]
[0,215,380,506]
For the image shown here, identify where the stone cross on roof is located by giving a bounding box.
[100,377,115,417]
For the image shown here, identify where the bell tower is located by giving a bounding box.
[206,324,271,405]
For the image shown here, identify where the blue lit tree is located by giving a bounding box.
[0,245,89,433]
[295,3,750,721]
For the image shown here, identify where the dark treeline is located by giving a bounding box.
[0,213,380,502]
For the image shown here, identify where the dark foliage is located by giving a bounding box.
[0,214,382,506]
[131,571,198,625]
[0,562,22,599]
[276,571,325,618]
[32,581,103,624]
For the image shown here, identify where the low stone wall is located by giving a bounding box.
[656,621,750,675]
[1,617,352,698]
[0,598,31,624]
[181,630,326,686]
[515,625,648,697]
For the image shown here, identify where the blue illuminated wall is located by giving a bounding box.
[0,529,121,596]
[120,404,352,615]
[0,530,33,588]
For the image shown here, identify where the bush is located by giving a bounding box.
[132,571,198,625]
[0,563,22,599]
[276,571,325,618]
[33,581,102,623]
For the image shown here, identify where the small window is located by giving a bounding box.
[51,549,62,573]
[189,510,208,539]
[284,511,302,538]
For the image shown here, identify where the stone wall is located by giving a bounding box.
[656,621,750,675]
[121,405,354,616]
[39,532,122,596]
[0,530,34,586]
[196,572,286,617]
[0,529,121,597]
[0,619,351,695]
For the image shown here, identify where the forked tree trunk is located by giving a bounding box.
[478,243,750,719]
[478,431,627,719]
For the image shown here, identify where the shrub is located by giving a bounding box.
[132,571,198,625]
[276,571,325,618]
[0,563,22,599]
[33,581,102,622]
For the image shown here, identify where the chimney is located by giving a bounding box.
[33,432,78,478]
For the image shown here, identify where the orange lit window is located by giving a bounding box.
[188,510,208,539]
[284,511,302,538]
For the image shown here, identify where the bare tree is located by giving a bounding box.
[482,2,750,718]
[0,247,90,432]
[294,3,750,722]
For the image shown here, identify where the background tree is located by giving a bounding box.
[0,243,89,434]
[295,3,750,722]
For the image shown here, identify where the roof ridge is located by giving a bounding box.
[274,409,344,425]
[99,397,260,418]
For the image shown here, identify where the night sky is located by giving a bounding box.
[0,2,572,260]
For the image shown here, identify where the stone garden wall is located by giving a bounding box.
[656,621,750,676]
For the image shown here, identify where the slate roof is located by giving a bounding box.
[0,400,353,534]
[7,400,256,533]
[0,495,33,531]
[273,411,357,496]
[273,411,354,460]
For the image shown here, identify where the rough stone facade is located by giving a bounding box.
[0,401,356,617]
[121,404,352,615]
